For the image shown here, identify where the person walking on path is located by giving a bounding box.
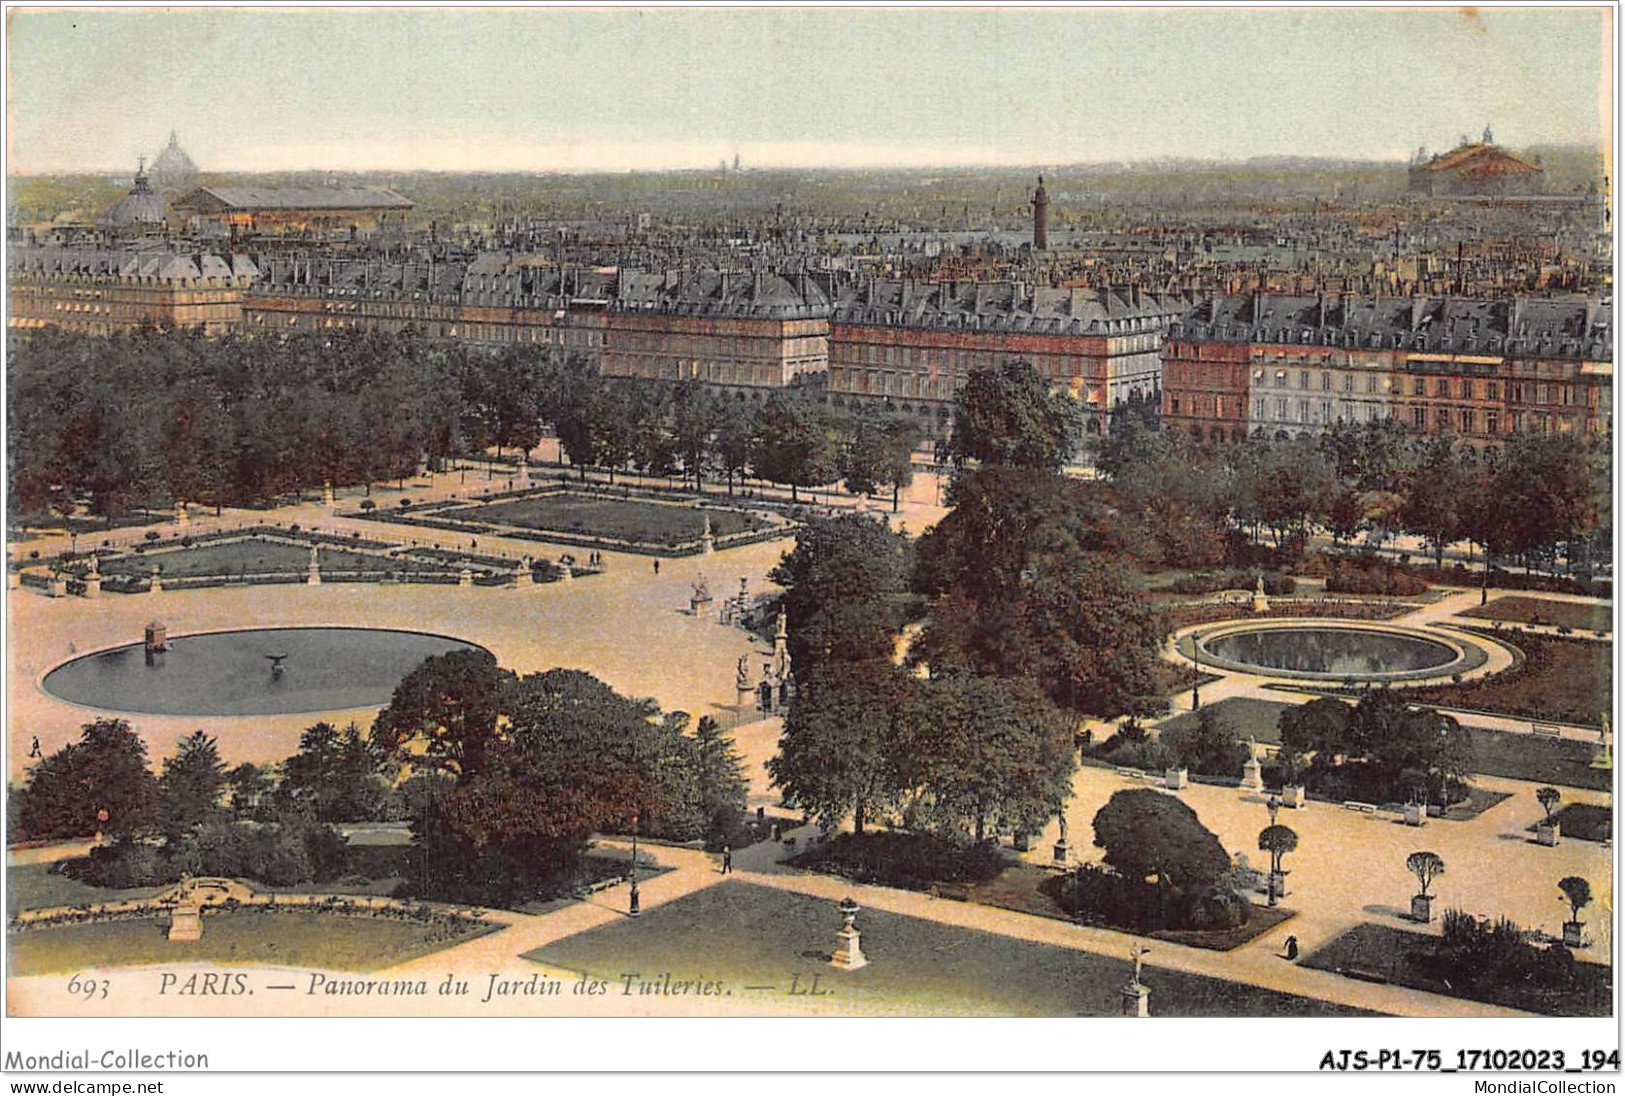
[653,559,660,575]
[720,846,732,874]
[29,736,42,758]
[1284,935,1299,961]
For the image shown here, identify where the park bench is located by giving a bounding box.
[1342,800,1379,814]
[1531,723,1565,740]
[1115,767,1147,780]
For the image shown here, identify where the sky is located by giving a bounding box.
[4,6,1613,174]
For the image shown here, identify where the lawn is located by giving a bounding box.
[6,909,497,975]
[1530,803,1613,844]
[1303,922,1611,1017]
[1158,697,1294,745]
[6,863,168,919]
[1465,727,1612,793]
[1462,597,1613,635]
[524,880,1376,1017]
[442,493,769,548]
[99,539,451,579]
[1157,697,1609,792]
[1403,631,1611,729]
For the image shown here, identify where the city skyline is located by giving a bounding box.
[5,6,1612,175]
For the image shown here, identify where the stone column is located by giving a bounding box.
[306,545,321,586]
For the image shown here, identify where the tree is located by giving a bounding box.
[1536,786,1563,824]
[689,715,749,844]
[1092,789,1232,899]
[157,730,227,841]
[753,397,849,503]
[769,663,913,835]
[224,762,274,817]
[1401,436,1471,566]
[1406,850,1445,898]
[280,722,388,823]
[713,398,757,495]
[1257,824,1298,907]
[1276,696,1351,778]
[904,674,1075,843]
[949,360,1080,472]
[912,466,1162,718]
[769,514,912,674]
[1558,876,1593,924]
[845,414,920,512]
[1164,707,1246,777]
[15,719,158,841]
[372,649,515,776]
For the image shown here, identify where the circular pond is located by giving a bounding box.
[42,627,485,717]
[1197,625,1462,681]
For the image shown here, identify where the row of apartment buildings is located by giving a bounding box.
[1162,293,1612,442]
[8,245,1612,443]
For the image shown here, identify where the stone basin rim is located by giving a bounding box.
[1187,618,1480,682]
[39,624,492,718]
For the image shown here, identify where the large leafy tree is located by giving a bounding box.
[1401,436,1473,567]
[15,719,158,841]
[769,662,913,835]
[912,467,1162,718]
[279,722,389,823]
[752,396,850,503]
[904,674,1075,843]
[1092,789,1233,900]
[157,730,227,841]
[949,360,1080,472]
[372,648,515,776]
[845,413,920,512]
[769,513,912,674]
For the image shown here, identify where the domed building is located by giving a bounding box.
[150,131,198,193]
[95,160,170,237]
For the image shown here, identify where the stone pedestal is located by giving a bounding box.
[831,927,866,971]
[149,574,163,594]
[49,575,66,598]
[514,560,533,588]
[323,483,336,509]
[1241,758,1264,792]
[1053,839,1069,864]
[7,570,19,590]
[84,574,101,598]
[306,565,321,586]
[167,902,202,942]
[1251,577,1269,614]
[1563,921,1585,948]
[1536,822,1561,847]
[175,501,189,526]
[1120,981,1150,1017]
[1403,803,1427,827]
[831,899,867,971]
[1268,869,1289,902]
[1164,768,1188,791]
[1281,785,1306,809]
[1410,894,1434,923]
[1012,831,1032,852]
[459,568,474,588]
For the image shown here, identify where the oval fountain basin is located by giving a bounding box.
[42,627,485,717]
[1199,626,1458,680]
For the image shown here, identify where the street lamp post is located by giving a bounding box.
[628,809,641,918]
[1189,635,1202,711]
